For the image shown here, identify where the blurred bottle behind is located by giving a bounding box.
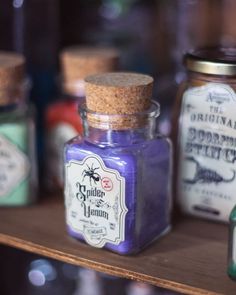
[73,268,103,295]
[126,282,156,295]
[0,0,59,175]
[126,281,180,295]
[0,52,38,206]
[44,46,119,192]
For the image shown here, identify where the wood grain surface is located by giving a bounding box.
[0,195,235,295]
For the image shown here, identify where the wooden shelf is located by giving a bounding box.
[0,195,234,295]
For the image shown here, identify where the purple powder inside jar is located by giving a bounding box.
[65,129,171,254]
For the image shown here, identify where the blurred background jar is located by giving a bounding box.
[0,51,37,206]
[173,47,236,223]
[45,46,119,191]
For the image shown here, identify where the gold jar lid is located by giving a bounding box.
[184,47,236,76]
[0,51,25,106]
[60,46,119,95]
[84,72,154,129]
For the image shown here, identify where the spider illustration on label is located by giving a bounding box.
[82,163,101,185]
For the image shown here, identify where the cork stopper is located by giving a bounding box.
[84,72,154,129]
[0,51,25,106]
[60,46,119,96]
[0,52,25,87]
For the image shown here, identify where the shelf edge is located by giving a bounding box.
[0,233,219,295]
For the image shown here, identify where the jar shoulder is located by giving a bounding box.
[65,135,171,165]
[0,105,35,124]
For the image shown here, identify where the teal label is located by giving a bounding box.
[0,134,30,197]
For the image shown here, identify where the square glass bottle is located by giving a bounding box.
[64,72,172,254]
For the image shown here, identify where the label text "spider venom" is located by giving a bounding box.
[76,182,108,220]
[76,182,105,201]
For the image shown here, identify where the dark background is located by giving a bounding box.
[0,1,234,294]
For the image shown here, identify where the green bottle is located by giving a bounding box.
[0,52,37,205]
[228,205,236,280]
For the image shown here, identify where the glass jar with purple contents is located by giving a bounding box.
[64,72,172,255]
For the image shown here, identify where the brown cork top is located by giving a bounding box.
[85,72,153,114]
[0,51,25,87]
[60,46,119,95]
[84,72,154,129]
[0,51,25,106]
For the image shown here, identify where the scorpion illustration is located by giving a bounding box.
[82,164,100,185]
[183,156,236,185]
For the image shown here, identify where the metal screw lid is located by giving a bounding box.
[184,47,236,76]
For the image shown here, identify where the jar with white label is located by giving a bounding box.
[0,52,37,205]
[228,205,236,280]
[45,46,119,191]
[173,47,236,222]
[64,72,172,254]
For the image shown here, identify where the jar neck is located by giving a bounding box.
[188,70,236,86]
[0,103,25,112]
[81,100,159,146]
[84,120,157,147]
